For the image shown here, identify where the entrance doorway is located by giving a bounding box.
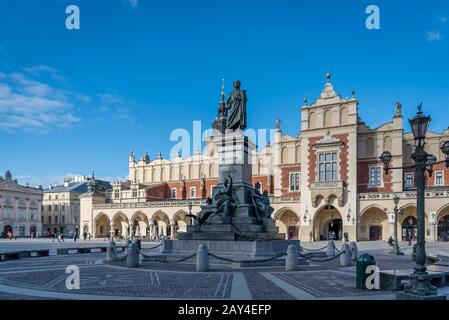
[369,226,382,240]
[438,215,449,242]
[288,226,299,240]
[314,205,343,241]
[402,216,417,241]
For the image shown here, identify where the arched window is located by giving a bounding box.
[340,107,349,125]
[366,137,374,157]
[282,147,289,164]
[324,109,332,127]
[383,136,392,152]
[308,112,316,129]
[295,145,301,163]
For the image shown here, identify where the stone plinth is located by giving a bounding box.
[162,239,300,258]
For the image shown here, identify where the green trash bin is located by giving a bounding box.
[356,253,376,289]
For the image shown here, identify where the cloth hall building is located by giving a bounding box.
[80,75,449,243]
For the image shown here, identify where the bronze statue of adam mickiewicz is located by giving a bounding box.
[226,80,247,130]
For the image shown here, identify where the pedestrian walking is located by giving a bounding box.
[88,233,92,241]
[309,230,313,242]
[83,231,87,241]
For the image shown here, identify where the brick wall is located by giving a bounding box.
[357,160,393,193]
[280,165,301,197]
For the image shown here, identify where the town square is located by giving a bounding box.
[0,0,449,313]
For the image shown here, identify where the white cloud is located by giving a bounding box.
[0,67,80,132]
[438,16,449,24]
[426,30,443,42]
[127,0,138,8]
[16,172,128,188]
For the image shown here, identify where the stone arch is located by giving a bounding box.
[313,205,343,241]
[131,211,149,238]
[112,212,129,239]
[436,204,449,241]
[173,210,190,234]
[151,210,171,238]
[274,207,300,240]
[94,213,110,238]
[360,206,389,241]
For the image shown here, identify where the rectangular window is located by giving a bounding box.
[4,207,12,219]
[48,205,52,211]
[435,171,444,186]
[318,152,338,182]
[114,190,120,198]
[62,204,65,211]
[289,172,300,191]
[55,216,58,223]
[190,187,196,198]
[62,215,65,223]
[132,189,137,198]
[48,216,52,223]
[405,173,414,188]
[54,205,58,211]
[171,188,177,199]
[369,166,382,187]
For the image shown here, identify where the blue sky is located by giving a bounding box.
[0,0,448,187]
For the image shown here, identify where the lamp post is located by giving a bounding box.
[380,104,449,299]
[390,194,403,255]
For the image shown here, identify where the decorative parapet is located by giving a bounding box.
[358,190,449,201]
[270,196,301,204]
[93,199,206,210]
[93,196,300,210]
[310,180,345,207]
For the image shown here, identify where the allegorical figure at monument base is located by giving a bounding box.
[226,80,247,130]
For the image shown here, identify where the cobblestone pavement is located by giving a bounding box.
[0,241,448,300]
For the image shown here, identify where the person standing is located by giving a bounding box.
[309,230,313,242]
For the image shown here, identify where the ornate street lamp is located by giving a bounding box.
[346,207,352,222]
[380,104,449,299]
[303,208,309,224]
[390,194,403,256]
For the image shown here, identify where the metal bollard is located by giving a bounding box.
[196,244,209,272]
[127,242,140,268]
[285,245,299,271]
[106,240,117,262]
[327,240,335,257]
[350,242,358,261]
[339,243,351,266]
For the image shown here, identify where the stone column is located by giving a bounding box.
[109,223,115,240]
[390,221,395,239]
[170,219,176,240]
[429,222,436,243]
[128,220,134,240]
[149,220,155,240]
